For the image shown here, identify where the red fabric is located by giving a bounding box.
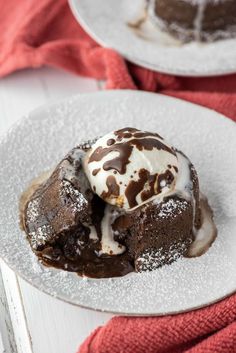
[1,0,236,122]
[0,1,236,352]
[79,295,236,353]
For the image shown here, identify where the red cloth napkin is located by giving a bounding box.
[1,1,235,352]
[80,294,236,353]
[1,0,236,122]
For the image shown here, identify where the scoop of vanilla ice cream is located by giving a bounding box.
[83,128,179,210]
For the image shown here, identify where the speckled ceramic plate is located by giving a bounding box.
[0,90,236,315]
[69,0,236,77]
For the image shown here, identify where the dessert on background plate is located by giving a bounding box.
[21,127,216,278]
[69,0,236,76]
[149,0,236,42]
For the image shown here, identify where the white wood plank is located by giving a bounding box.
[0,262,33,353]
[0,266,17,353]
[0,335,4,353]
[36,67,98,101]
[19,279,113,353]
[0,67,98,135]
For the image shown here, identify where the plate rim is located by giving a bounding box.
[69,0,236,77]
[1,254,236,316]
[0,89,236,315]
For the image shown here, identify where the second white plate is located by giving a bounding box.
[69,0,236,77]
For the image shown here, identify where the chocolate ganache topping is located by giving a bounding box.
[84,128,179,209]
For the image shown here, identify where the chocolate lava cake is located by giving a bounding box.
[21,127,215,278]
[149,0,236,42]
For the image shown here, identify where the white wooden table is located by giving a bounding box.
[0,67,113,353]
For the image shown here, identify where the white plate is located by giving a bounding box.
[0,90,236,315]
[69,0,236,77]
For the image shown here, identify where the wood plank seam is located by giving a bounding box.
[0,265,17,353]
[1,263,33,353]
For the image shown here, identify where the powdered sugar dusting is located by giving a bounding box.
[157,198,189,218]
[0,91,235,315]
[30,224,54,250]
[136,242,189,271]
[60,180,88,213]
[26,198,41,223]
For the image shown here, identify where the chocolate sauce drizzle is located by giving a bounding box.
[133,131,163,140]
[101,176,120,200]
[114,127,139,140]
[107,138,115,146]
[125,168,175,208]
[125,169,158,208]
[130,138,175,154]
[92,168,100,176]
[114,127,164,141]
[89,128,175,178]
[88,128,177,208]
[89,143,133,174]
